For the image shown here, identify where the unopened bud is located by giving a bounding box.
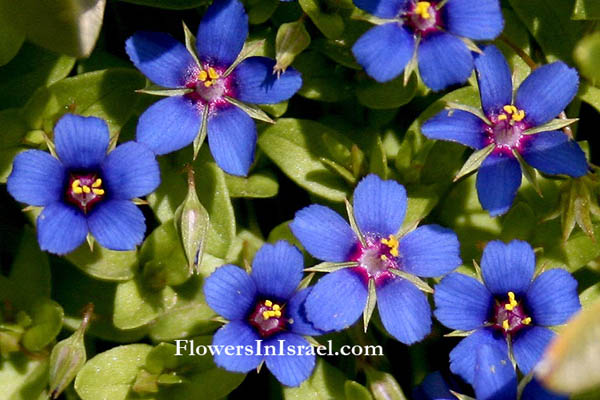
[365,365,408,400]
[274,19,310,75]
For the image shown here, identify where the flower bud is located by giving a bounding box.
[274,19,310,75]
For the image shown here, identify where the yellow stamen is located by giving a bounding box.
[272,304,280,311]
[502,319,509,331]
[198,70,208,81]
[208,67,219,80]
[265,300,273,307]
[204,80,213,88]
[415,1,432,19]
[92,188,105,195]
[72,179,83,194]
[381,234,399,257]
[92,178,102,188]
[262,311,270,320]
[274,310,281,317]
[513,109,526,122]
[522,317,531,325]
[82,185,91,194]
[501,104,526,122]
[497,114,508,121]
[504,291,518,311]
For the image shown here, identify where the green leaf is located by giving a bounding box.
[522,118,580,136]
[535,221,600,272]
[363,278,377,332]
[572,0,600,20]
[247,0,278,24]
[0,42,75,109]
[140,222,191,287]
[118,0,209,9]
[369,135,388,178]
[508,0,585,63]
[536,300,600,395]
[454,143,495,182]
[365,366,408,400]
[579,83,600,113]
[398,185,440,236]
[298,0,344,39]
[0,353,48,400]
[225,170,279,198]
[0,109,28,183]
[356,74,418,110]
[283,359,347,400]
[23,68,146,134]
[500,202,536,242]
[293,51,353,102]
[258,118,352,201]
[345,381,374,400]
[0,0,106,58]
[66,245,138,281]
[21,298,64,352]
[574,32,600,85]
[75,344,153,400]
[0,8,24,66]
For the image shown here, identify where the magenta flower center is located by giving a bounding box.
[492,291,532,336]
[248,299,287,338]
[65,173,105,213]
[350,234,401,285]
[405,1,442,36]
[186,65,234,109]
[486,105,529,155]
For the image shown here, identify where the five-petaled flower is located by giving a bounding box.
[352,0,503,90]
[422,45,588,216]
[126,0,302,176]
[203,240,322,387]
[7,114,160,255]
[434,240,580,385]
[290,174,461,344]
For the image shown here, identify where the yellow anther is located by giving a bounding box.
[72,179,83,194]
[522,317,532,325]
[381,234,399,257]
[380,254,388,261]
[513,109,526,122]
[198,70,208,81]
[501,104,526,122]
[497,114,508,121]
[274,310,281,317]
[208,67,219,80]
[82,185,91,194]
[204,80,213,88]
[505,291,518,311]
[265,300,273,307]
[92,178,102,188]
[262,311,270,320]
[503,105,517,114]
[502,319,509,331]
[272,304,280,311]
[92,188,105,195]
[415,1,432,19]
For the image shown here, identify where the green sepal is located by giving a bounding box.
[304,261,358,273]
[453,143,495,182]
[363,278,377,333]
[389,269,433,293]
[522,118,579,135]
[225,95,274,123]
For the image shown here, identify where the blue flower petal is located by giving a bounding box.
[377,277,432,344]
[54,114,109,170]
[212,321,263,372]
[512,326,555,374]
[352,23,415,83]
[290,204,357,262]
[414,372,455,400]
[353,0,409,18]
[204,264,257,321]
[196,0,248,66]
[476,153,522,216]
[434,272,492,331]
[473,45,513,117]
[125,31,197,88]
[207,105,256,176]
[304,268,367,331]
[515,62,579,126]
[87,200,145,251]
[287,287,323,336]
[473,345,517,400]
[353,174,407,237]
[450,328,507,384]
[234,57,302,104]
[421,110,488,149]
[521,131,588,177]
[522,379,568,400]
[250,241,303,300]
[265,333,315,387]
[37,202,87,255]
[7,150,65,207]
[481,240,535,296]
[136,95,202,155]
[444,0,504,40]
[418,32,473,91]
[526,268,581,327]
[101,142,160,200]
[399,224,461,277]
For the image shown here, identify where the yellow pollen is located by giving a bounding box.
[82,185,91,194]
[415,1,432,19]
[501,104,526,122]
[92,188,105,195]
[272,304,280,311]
[262,311,270,320]
[274,310,281,317]
[72,179,83,194]
[497,114,508,121]
[208,67,219,80]
[380,254,388,261]
[92,178,102,188]
[203,80,213,88]
[522,317,532,325]
[504,291,518,311]
[265,300,273,307]
[502,319,509,331]
[198,70,208,81]
[381,234,399,257]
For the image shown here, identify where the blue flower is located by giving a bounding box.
[474,345,567,400]
[352,0,503,90]
[126,0,302,176]
[413,371,457,400]
[7,114,160,255]
[203,240,322,387]
[422,45,588,216]
[434,240,581,385]
[290,174,461,344]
